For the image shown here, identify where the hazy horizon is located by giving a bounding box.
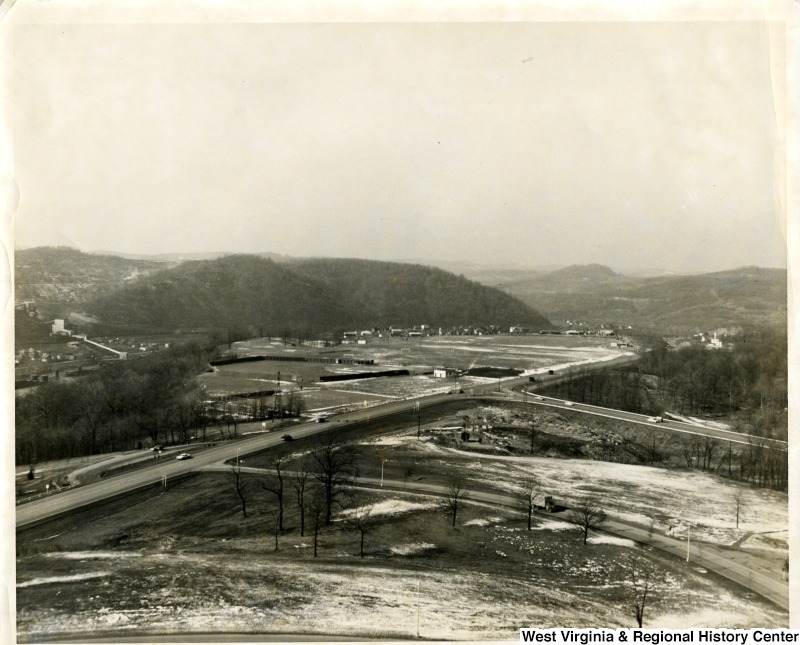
[7,8,789,276]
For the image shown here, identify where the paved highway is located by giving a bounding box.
[15,390,470,529]
[507,392,788,451]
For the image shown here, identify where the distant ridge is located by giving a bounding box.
[486,264,786,333]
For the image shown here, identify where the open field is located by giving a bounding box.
[249,422,787,558]
[16,472,786,642]
[199,335,633,411]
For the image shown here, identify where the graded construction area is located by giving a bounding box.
[16,403,788,641]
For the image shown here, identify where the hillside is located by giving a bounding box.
[491,265,786,333]
[14,247,171,310]
[79,255,549,334]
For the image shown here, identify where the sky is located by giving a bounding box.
[4,2,792,275]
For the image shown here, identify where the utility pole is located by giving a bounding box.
[530,417,536,455]
[417,415,421,440]
[686,524,691,562]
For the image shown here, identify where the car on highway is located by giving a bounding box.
[150,445,163,451]
[647,416,663,423]
[563,401,574,406]
[175,452,193,460]
[282,434,293,442]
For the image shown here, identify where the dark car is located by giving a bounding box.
[282,434,293,442]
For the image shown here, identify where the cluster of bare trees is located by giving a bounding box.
[231,440,360,557]
[15,340,220,463]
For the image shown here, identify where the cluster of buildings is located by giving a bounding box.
[341,324,505,342]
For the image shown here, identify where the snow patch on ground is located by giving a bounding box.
[337,499,439,519]
[390,543,436,556]
[463,517,504,527]
[45,551,142,560]
[587,535,638,548]
[18,572,110,588]
[531,520,575,532]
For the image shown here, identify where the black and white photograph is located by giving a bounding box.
[2,0,795,642]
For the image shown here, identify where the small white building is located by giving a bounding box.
[51,319,72,336]
[433,368,457,378]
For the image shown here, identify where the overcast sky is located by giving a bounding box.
[7,6,790,274]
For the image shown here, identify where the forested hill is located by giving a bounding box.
[491,265,786,333]
[289,258,550,329]
[83,255,550,334]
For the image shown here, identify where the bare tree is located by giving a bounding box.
[518,477,542,530]
[446,475,467,527]
[307,486,327,557]
[231,462,249,518]
[568,498,607,545]
[260,454,286,531]
[629,570,651,627]
[292,457,313,537]
[352,501,375,558]
[732,486,745,529]
[312,441,356,525]
[268,509,280,551]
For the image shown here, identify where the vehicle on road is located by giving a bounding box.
[647,416,663,423]
[563,401,574,406]
[316,417,327,423]
[175,453,193,460]
[282,434,293,442]
[150,445,163,452]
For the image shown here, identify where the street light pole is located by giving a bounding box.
[381,459,387,488]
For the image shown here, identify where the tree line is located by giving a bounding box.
[14,336,270,465]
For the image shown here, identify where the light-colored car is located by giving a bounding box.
[647,416,663,423]
[176,452,193,460]
[563,401,574,406]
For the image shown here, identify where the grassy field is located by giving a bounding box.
[16,472,785,642]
